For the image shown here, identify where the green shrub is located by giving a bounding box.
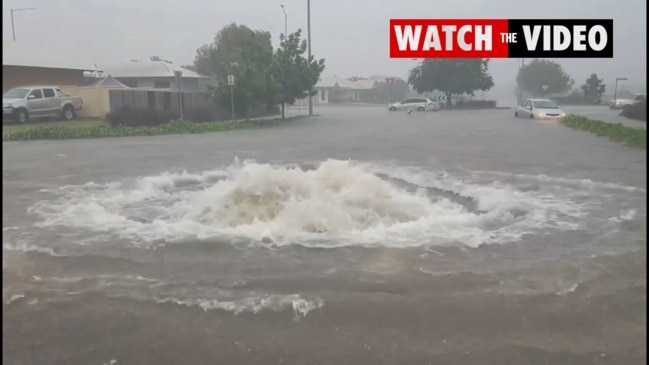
[451,100,497,109]
[620,100,647,121]
[3,116,307,141]
[560,115,646,149]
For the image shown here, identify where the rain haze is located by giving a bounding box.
[3,1,647,364]
[2,0,647,99]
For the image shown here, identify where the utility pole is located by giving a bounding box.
[228,76,235,122]
[11,8,36,42]
[174,70,184,120]
[307,0,313,116]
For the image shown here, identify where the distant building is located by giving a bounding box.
[294,76,379,106]
[95,61,215,92]
[2,41,100,93]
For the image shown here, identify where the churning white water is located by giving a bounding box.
[29,158,635,248]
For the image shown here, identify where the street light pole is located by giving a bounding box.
[307,0,313,116]
[280,5,287,37]
[11,8,36,42]
[614,77,628,102]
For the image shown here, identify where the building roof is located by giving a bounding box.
[2,41,100,71]
[315,76,376,90]
[87,74,130,88]
[97,61,209,79]
[367,75,403,82]
[352,79,377,90]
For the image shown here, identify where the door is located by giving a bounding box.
[398,98,414,110]
[41,88,61,117]
[413,98,427,109]
[26,89,47,117]
[520,100,533,118]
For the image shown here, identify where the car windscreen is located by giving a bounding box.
[3,88,30,99]
[533,100,559,109]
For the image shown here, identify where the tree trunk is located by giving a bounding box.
[446,92,453,108]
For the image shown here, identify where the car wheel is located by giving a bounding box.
[514,112,518,117]
[417,106,425,111]
[62,106,76,121]
[14,109,29,124]
[389,107,396,111]
[529,114,534,119]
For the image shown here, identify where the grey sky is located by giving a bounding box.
[3,0,646,97]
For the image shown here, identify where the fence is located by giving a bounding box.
[58,87,213,119]
[108,89,212,113]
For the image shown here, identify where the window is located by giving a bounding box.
[43,89,56,98]
[532,100,559,109]
[320,89,325,101]
[28,89,43,99]
[3,88,30,98]
[154,80,171,89]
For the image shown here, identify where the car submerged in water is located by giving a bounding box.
[388,97,440,112]
[514,98,566,120]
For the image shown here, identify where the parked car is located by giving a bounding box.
[514,99,566,119]
[3,86,84,123]
[609,98,635,110]
[388,97,440,112]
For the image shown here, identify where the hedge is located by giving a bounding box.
[560,115,646,149]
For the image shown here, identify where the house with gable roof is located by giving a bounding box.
[95,61,216,92]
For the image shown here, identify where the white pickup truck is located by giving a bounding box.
[3,86,84,123]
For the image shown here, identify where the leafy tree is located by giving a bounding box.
[271,29,325,118]
[407,59,493,108]
[193,23,276,116]
[373,79,409,103]
[517,59,573,97]
[580,73,606,105]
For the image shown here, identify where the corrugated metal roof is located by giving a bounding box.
[97,61,209,79]
[2,41,100,71]
[87,75,130,88]
[352,79,377,90]
[315,76,357,90]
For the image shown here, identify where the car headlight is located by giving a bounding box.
[535,112,545,117]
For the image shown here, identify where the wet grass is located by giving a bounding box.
[2,119,108,135]
[561,115,646,149]
[3,116,307,141]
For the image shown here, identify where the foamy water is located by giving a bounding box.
[26,158,640,249]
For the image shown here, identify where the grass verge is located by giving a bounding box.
[3,116,307,141]
[2,119,108,135]
[560,114,646,149]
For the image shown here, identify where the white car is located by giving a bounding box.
[514,99,566,119]
[611,94,646,109]
[388,97,440,112]
[609,99,634,110]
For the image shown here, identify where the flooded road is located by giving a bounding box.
[3,106,646,364]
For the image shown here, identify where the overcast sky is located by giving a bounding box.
[3,0,646,99]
